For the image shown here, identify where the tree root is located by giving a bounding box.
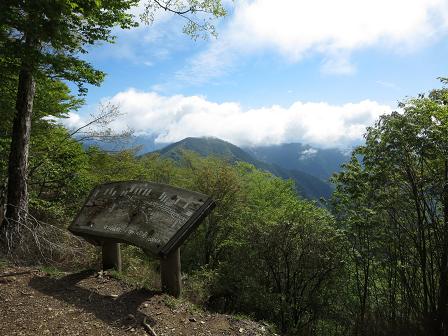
[142,317,157,336]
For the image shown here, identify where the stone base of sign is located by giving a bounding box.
[160,248,181,298]
[102,242,122,272]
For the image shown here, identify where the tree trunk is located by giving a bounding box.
[1,67,35,243]
[434,159,448,336]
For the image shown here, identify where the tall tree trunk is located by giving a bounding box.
[1,66,35,243]
[434,160,448,336]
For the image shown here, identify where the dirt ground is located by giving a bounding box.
[0,266,274,336]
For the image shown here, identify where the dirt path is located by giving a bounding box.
[0,266,272,336]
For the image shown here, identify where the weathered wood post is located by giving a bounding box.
[160,248,181,298]
[102,241,122,272]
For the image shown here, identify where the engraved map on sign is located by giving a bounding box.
[69,181,215,256]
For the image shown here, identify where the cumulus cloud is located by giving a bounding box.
[67,89,393,148]
[177,0,448,82]
[63,112,84,129]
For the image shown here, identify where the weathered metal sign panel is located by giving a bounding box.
[69,181,215,257]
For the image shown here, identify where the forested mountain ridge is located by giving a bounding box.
[82,135,348,200]
[152,137,334,200]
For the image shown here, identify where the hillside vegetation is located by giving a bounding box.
[2,77,448,335]
[153,137,334,200]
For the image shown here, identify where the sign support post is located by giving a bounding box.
[102,241,122,272]
[160,248,181,298]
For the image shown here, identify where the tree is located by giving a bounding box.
[0,69,83,222]
[183,162,346,334]
[0,0,138,239]
[180,152,242,268]
[332,82,448,335]
[232,164,345,334]
[0,0,226,242]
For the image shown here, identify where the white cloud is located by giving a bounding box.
[71,89,393,148]
[300,148,318,159]
[63,112,84,129]
[178,0,448,81]
[175,38,236,84]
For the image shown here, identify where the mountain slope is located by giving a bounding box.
[245,143,350,181]
[155,137,333,200]
[157,137,260,166]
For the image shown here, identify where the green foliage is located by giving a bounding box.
[9,82,448,336]
[86,148,180,185]
[180,152,243,269]
[0,75,91,226]
[156,137,333,200]
[28,125,91,221]
[7,44,448,336]
[39,265,66,278]
[0,75,83,180]
[74,147,346,335]
[0,0,138,93]
[141,0,226,40]
[110,245,161,289]
[205,163,346,334]
[183,266,219,306]
[332,83,448,335]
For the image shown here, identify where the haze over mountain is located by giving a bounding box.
[245,143,350,181]
[81,134,164,153]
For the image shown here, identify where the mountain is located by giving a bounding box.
[245,143,350,181]
[156,137,261,167]
[154,137,333,200]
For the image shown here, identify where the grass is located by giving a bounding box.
[39,265,66,278]
[108,267,159,290]
[105,245,161,290]
[163,295,179,309]
[232,313,253,321]
[162,295,204,316]
[0,257,8,270]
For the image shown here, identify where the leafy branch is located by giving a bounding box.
[141,0,227,39]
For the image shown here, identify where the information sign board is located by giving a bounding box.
[69,181,215,257]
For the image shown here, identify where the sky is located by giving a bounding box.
[65,0,448,149]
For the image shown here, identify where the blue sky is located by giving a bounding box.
[66,0,448,148]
